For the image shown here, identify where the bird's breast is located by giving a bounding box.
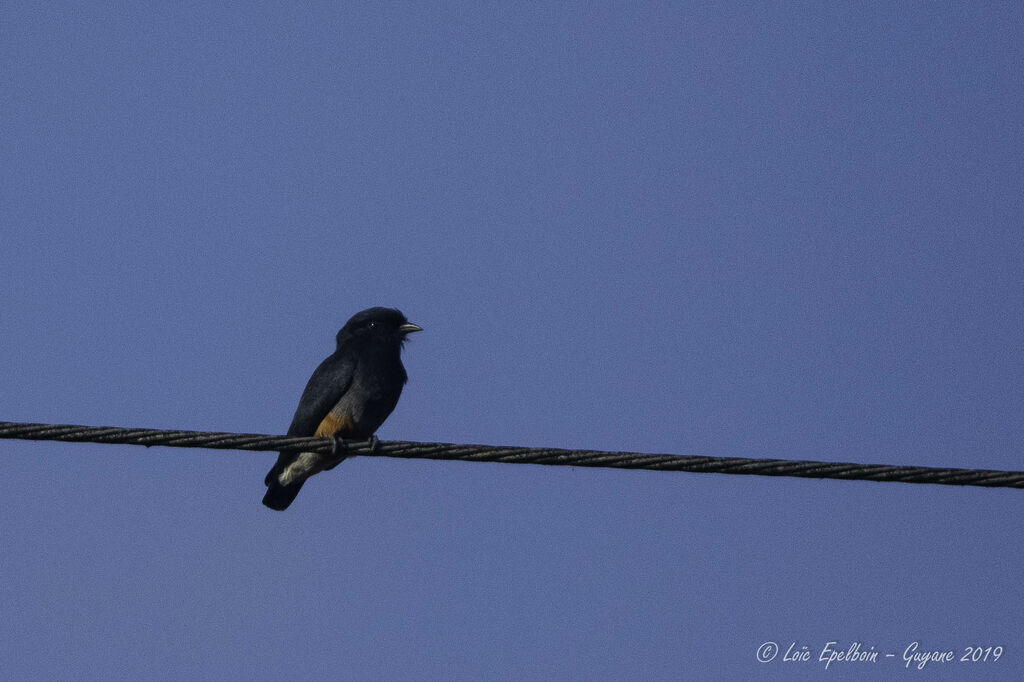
[314,365,404,439]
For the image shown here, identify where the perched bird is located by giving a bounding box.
[262,307,422,510]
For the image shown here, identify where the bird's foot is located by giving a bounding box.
[367,435,379,453]
[322,436,349,470]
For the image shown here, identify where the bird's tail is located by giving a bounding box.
[262,480,304,511]
[262,461,304,511]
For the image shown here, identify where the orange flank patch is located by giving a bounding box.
[315,410,355,437]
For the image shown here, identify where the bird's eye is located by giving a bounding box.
[367,321,377,329]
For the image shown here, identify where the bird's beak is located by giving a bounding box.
[399,322,423,335]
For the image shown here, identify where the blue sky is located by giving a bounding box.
[1,2,1022,680]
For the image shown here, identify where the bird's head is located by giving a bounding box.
[336,307,422,348]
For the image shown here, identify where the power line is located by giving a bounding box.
[0,419,1021,489]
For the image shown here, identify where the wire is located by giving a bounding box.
[0,419,1021,489]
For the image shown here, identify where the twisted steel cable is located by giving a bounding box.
[0,420,1021,488]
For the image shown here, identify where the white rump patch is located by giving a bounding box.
[278,451,321,486]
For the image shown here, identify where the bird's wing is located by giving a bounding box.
[285,350,357,436]
[264,350,358,492]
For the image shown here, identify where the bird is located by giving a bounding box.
[262,307,422,510]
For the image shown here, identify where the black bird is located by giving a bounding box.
[263,307,422,510]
